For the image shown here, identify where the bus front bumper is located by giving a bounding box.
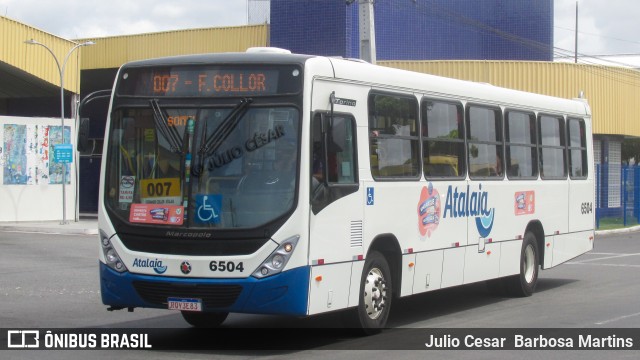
[99,262,309,316]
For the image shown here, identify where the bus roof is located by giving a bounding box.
[324,57,591,117]
[120,51,591,117]
[120,51,316,68]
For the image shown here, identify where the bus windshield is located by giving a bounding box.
[104,102,300,229]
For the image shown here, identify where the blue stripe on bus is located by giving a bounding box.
[99,262,310,316]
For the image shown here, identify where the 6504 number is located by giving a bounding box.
[581,202,593,214]
[209,260,244,273]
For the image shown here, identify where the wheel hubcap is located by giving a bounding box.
[523,244,536,284]
[363,267,387,320]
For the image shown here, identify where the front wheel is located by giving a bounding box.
[506,232,539,297]
[348,251,393,334]
[181,311,229,328]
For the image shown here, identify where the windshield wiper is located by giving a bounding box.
[150,99,183,153]
[192,98,253,176]
[200,98,253,157]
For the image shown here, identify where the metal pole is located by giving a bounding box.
[636,165,640,225]
[59,43,87,224]
[574,1,579,63]
[24,39,95,224]
[596,164,600,229]
[359,0,377,64]
[623,165,628,226]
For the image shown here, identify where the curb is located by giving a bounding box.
[0,224,98,236]
[595,225,640,236]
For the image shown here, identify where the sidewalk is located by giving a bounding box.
[0,218,637,237]
[0,218,99,235]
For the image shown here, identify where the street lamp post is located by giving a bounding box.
[24,39,95,225]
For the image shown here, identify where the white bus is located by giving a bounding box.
[97,48,594,332]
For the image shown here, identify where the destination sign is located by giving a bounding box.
[118,65,302,97]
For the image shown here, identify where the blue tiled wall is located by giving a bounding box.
[270,0,553,61]
[270,0,348,56]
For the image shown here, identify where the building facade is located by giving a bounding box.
[0,1,635,219]
[270,0,553,61]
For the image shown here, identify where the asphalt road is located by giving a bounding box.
[0,229,639,359]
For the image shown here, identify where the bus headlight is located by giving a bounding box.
[252,235,299,279]
[271,254,285,269]
[100,230,128,273]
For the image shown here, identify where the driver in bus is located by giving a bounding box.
[238,139,297,192]
[154,148,181,179]
[270,139,297,187]
[143,145,181,180]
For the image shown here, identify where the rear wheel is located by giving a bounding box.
[506,232,539,297]
[181,311,229,328]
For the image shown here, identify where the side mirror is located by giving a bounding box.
[77,118,90,153]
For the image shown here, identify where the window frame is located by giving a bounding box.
[367,91,421,181]
[504,109,538,180]
[567,117,588,180]
[466,103,505,181]
[421,97,467,180]
[537,113,568,180]
[310,111,359,214]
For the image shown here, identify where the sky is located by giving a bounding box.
[554,0,640,66]
[0,0,250,38]
[2,0,640,66]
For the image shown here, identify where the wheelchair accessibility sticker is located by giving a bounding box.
[367,187,374,206]
[195,194,222,224]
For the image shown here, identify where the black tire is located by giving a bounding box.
[181,311,229,328]
[506,232,539,297]
[349,251,393,335]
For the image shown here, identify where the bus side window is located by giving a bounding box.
[368,93,420,179]
[311,112,358,214]
[422,99,466,179]
[505,110,537,179]
[538,115,567,179]
[568,118,588,179]
[312,115,325,187]
[328,116,356,183]
[467,105,504,179]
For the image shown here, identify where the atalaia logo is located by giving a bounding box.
[442,184,495,238]
[132,258,167,274]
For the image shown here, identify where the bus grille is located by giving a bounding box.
[132,281,242,309]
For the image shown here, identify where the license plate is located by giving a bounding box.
[167,297,202,312]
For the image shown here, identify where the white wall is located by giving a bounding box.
[0,116,76,222]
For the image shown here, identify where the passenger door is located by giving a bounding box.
[307,110,363,314]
